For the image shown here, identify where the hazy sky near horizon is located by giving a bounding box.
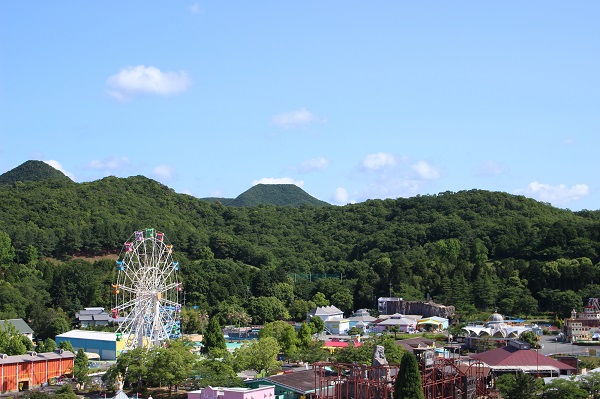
[1,2,598,209]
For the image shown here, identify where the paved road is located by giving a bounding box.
[537,334,600,357]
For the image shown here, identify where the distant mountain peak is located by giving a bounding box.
[0,160,73,186]
[203,183,330,207]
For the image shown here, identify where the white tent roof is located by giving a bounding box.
[113,390,129,399]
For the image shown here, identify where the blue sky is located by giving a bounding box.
[1,2,598,209]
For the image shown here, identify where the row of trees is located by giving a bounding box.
[101,322,427,395]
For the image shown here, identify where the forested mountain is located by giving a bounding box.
[201,184,330,207]
[1,165,600,338]
[0,160,73,186]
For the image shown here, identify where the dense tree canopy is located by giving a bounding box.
[2,177,600,330]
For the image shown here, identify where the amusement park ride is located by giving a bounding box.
[313,351,489,399]
[107,229,491,399]
[111,228,182,349]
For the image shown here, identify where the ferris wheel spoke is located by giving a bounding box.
[114,297,138,311]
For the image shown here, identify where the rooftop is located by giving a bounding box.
[257,369,317,394]
[396,337,437,352]
[309,306,344,317]
[56,329,117,342]
[471,345,576,372]
[0,319,34,334]
[0,350,74,365]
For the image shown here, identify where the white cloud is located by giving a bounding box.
[44,160,75,180]
[298,157,329,173]
[515,181,589,206]
[411,160,440,180]
[331,187,352,205]
[189,3,202,13]
[271,109,323,129]
[253,177,305,187]
[106,65,191,101]
[87,156,131,170]
[153,164,175,180]
[362,153,397,170]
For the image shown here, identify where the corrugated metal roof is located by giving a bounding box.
[56,329,117,342]
[0,350,74,365]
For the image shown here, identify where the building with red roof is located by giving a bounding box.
[322,338,362,353]
[470,340,575,377]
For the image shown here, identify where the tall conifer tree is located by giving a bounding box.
[393,352,424,399]
[202,317,226,354]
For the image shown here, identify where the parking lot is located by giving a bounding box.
[537,333,600,357]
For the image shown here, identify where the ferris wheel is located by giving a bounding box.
[111,228,182,349]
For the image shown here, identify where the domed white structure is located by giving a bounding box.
[488,313,504,323]
[462,313,536,339]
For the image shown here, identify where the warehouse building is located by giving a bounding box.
[55,330,125,360]
[0,349,74,394]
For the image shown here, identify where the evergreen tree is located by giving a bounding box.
[58,340,75,353]
[73,349,90,384]
[393,352,424,399]
[202,317,226,354]
[297,323,313,350]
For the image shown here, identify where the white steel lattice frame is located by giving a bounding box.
[113,228,181,350]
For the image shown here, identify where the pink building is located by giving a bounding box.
[188,385,275,399]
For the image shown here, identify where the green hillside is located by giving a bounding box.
[201,184,330,207]
[0,160,73,186]
[1,161,600,324]
[233,184,329,207]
